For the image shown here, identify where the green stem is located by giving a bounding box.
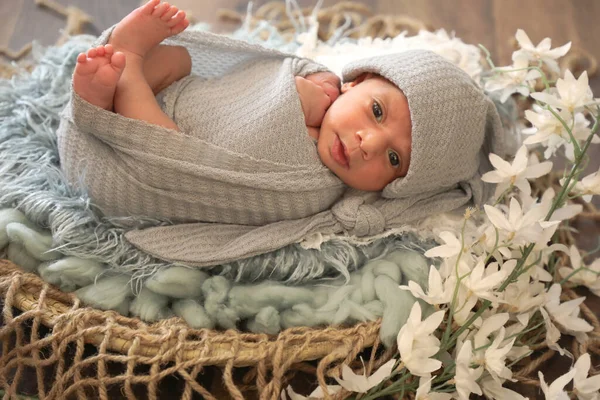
[547,107,581,157]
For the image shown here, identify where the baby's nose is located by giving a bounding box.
[357,131,386,158]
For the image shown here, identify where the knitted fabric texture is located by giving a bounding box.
[57,27,345,227]
[57,31,504,267]
[342,50,505,204]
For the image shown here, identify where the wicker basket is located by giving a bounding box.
[0,260,391,399]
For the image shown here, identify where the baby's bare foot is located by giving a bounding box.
[73,45,126,110]
[109,0,189,59]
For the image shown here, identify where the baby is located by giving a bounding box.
[72,0,411,193]
[60,0,504,264]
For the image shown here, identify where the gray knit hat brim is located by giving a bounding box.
[342,50,505,206]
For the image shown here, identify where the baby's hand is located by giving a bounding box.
[295,72,341,127]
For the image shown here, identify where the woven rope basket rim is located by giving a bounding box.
[0,259,381,368]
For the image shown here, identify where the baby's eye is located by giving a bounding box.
[372,100,383,122]
[388,150,401,168]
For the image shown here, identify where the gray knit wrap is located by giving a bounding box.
[342,50,504,205]
[58,31,505,267]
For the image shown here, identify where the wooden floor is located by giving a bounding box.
[2,1,600,399]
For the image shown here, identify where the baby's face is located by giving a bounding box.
[317,74,412,191]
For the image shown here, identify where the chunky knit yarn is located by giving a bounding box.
[57,30,504,267]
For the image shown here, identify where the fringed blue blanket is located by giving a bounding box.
[0,29,452,346]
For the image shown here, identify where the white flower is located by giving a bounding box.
[425,231,466,259]
[283,384,341,399]
[397,302,445,377]
[559,245,600,296]
[481,376,529,400]
[482,328,515,382]
[523,106,598,160]
[463,260,507,304]
[454,340,483,400]
[471,314,514,382]
[531,70,598,113]
[473,313,510,350]
[415,376,454,400]
[484,57,542,103]
[502,276,546,313]
[539,369,577,400]
[399,265,455,305]
[333,358,396,393]
[564,167,600,202]
[573,353,600,400]
[512,29,571,73]
[540,307,568,356]
[481,145,553,197]
[484,197,557,246]
[536,187,583,225]
[453,260,507,324]
[544,284,593,342]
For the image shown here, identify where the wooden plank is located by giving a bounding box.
[8,0,67,50]
[377,0,495,52]
[0,0,23,48]
[8,0,139,51]
[492,0,579,66]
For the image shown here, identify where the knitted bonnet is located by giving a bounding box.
[342,49,505,206]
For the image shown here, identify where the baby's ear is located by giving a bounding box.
[341,72,373,93]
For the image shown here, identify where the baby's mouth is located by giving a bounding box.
[331,134,349,168]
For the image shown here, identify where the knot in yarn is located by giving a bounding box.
[332,196,385,237]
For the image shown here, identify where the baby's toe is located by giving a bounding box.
[104,44,114,56]
[95,46,105,57]
[140,0,160,14]
[87,48,97,58]
[167,10,186,28]
[111,52,126,71]
[76,53,87,63]
[152,2,170,17]
[161,6,178,21]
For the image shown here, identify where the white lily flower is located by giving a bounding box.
[453,260,507,325]
[502,276,546,313]
[563,166,600,202]
[482,328,515,383]
[425,231,466,259]
[512,29,571,73]
[471,314,514,382]
[283,384,341,399]
[534,187,583,225]
[481,375,529,400]
[559,245,600,296]
[523,106,598,160]
[415,376,454,400]
[475,223,513,261]
[464,260,507,304]
[484,57,541,103]
[531,70,598,113]
[540,307,570,357]
[484,197,557,246]
[539,369,577,400]
[454,340,483,400]
[482,145,553,197]
[333,358,396,393]
[397,302,445,377]
[573,353,600,400]
[544,284,593,342]
[473,313,510,349]
[399,265,456,306]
